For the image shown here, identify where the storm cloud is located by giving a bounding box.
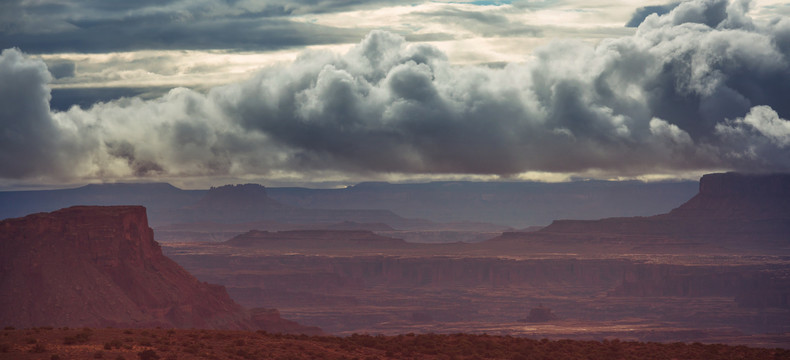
[1,0,789,183]
[626,3,681,27]
[0,0,394,53]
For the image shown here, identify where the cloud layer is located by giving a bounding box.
[2,0,790,184]
[0,0,390,53]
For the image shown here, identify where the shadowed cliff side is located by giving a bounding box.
[526,173,790,252]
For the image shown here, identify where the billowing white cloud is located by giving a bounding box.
[717,105,790,148]
[1,0,789,185]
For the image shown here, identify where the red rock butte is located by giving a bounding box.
[0,205,304,330]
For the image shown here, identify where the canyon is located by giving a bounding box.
[159,172,790,347]
[1,172,788,348]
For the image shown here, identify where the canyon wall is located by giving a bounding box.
[1,206,276,330]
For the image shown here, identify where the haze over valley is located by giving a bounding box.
[2,172,789,354]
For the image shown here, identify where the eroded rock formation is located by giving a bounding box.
[0,206,253,329]
[0,206,320,333]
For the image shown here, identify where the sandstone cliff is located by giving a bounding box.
[0,206,319,333]
[536,172,790,250]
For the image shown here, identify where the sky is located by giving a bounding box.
[1,0,790,189]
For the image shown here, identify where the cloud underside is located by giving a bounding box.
[2,0,790,182]
[0,0,412,53]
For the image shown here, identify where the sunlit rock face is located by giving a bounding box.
[0,206,254,329]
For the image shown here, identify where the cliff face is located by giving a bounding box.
[0,206,254,329]
[667,172,790,219]
[537,173,790,248]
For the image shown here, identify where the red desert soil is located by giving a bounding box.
[1,327,788,360]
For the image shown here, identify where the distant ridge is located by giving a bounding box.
[189,184,287,211]
[0,182,205,225]
[509,172,790,251]
[268,179,699,227]
[181,184,290,223]
[178,183,424,228]
[1,178,700,228]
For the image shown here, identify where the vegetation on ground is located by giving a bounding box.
[0,327,788,360]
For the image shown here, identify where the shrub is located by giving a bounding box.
[76,330,92,342]
[64,330,92,345]
[31,343,47,353]
[138,349,160,360]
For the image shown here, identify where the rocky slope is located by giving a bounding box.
[0,206,319,333]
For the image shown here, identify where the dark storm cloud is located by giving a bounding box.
[49,87,172,112]
[0,0,408,53]
[0,48,90,179]
[0,48,58,178]
[0,17,364,53]
[106,140,165,176]
[44,60,76,79]
[1,0,790,182]
[626,3,680,27]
